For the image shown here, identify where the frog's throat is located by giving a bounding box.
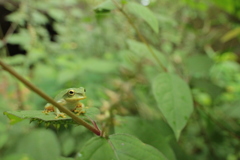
[65,96,86,101]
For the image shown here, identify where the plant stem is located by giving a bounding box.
[112,0,167,72]
[0,60,101,136]
[1,23,17,47]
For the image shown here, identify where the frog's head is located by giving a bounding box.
[63,87,86,101]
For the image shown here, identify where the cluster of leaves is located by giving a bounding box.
[1,0,240,160]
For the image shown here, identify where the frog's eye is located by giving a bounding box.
[68,90,75,96]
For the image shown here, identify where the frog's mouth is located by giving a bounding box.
[65,96,87,101]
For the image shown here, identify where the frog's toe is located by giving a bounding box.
[81,110,86,114]
[74,110,85,115]
[55,113,66,119]
[42,110,50,114]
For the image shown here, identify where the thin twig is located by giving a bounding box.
[0,60,101,136]
[1,23,17,46]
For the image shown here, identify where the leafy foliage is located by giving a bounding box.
[126,2,159,33]
[79,134,167,160]
[115,116,176,160]
[152,73,193,140]
[0,0,240,159]
[15,129,61,160]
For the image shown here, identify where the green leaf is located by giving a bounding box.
[3,107,99,125]
[4,55,25,65]
[7,11,27,25]
[127,39,167,68]
[185,55,213,78]
[62,137,75,156]
[0,122,8,148]
[48,8,65,21]
[81,58,118,73]
[126,2,159,33]
[79,134,168,160]
[3,112,24,125]
[212,0,235,14]
[16,129,61,160]
[152,73,193,140]
[32,11,48,24]
[59,157,75,160]
[210,61,240,87]
[221,101,240,119]
[94,0,116,13]
[1,153,35,160]
[115,116,176,160]
[7,29,31,49]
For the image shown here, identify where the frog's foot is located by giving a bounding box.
[73,108,85,116]
[73,104,85,116]
[42,106,54,114]
[55,113,66,119]
[42,109,52,114]
[42,110,47,114]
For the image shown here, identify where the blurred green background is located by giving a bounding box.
[0,0,240,159]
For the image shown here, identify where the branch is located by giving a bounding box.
[0,60,101,136]
[1,23,17,46]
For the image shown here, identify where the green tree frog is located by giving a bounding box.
[42,87,86,118]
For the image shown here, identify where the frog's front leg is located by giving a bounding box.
[72,102,85,115]
[54,100,67,118]
[55,108,66,119]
